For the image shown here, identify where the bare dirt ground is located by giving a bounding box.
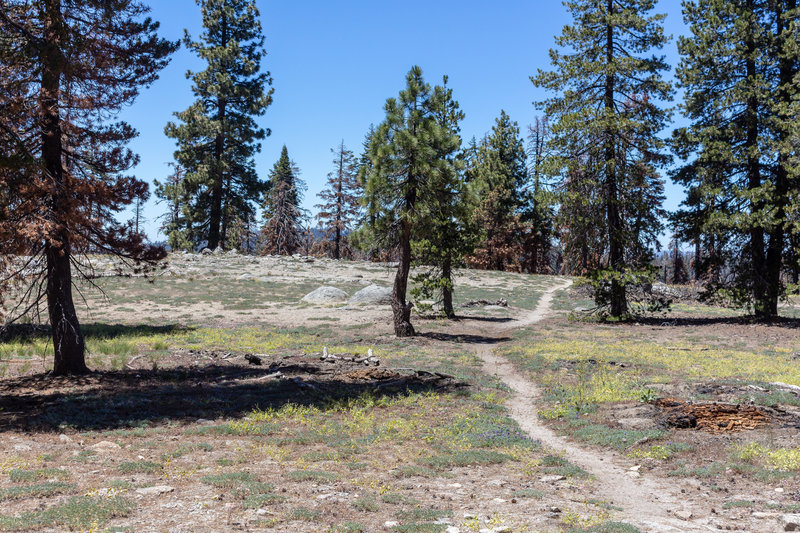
[2,254,800,532]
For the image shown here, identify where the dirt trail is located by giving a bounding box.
[478,279,715,532]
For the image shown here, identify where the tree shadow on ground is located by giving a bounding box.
[418,331,510,344]
[0,323,193,342]
[636,315,800,329]
[0,358,467,433]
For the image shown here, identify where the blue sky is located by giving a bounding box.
[120,0,688,242]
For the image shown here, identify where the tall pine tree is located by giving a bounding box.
[261,146,305,255]
[362,67,459,336]
[165,0,273,250]
[315,142,361,259]
[466,111,528,272]
[533,0,672,317]
[0,0,176,374]
[410,76,471,318]
[675,0,800,317]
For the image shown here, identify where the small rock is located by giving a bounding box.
[627,471,641,479]
[629,465,642,471]
[136,485,175,496]
[550,506,562,513]
[446,527,460,533]
[58,434,72,443]
[782,514,800,531]
[776,488,785,493]
[384,521,400,529]
[12,444,32,452]
[539,475,566,483]
[674,510,693,520]
[487,479,506,487]
[90,441,121,452]
[752,512,776,519]
[492,527,512,533]
[492,498,507,504]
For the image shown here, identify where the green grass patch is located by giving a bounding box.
[0,495,133,531]
[0,482,76,501]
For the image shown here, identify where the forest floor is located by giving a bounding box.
[1,253,800,532]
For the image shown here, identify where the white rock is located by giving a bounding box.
[12,444,31,452]
[446,527,460,533]
[348,284,393,305]
[90,441,121,452]
[674,510,693,520]
[58,434,72,443]
[781,514,800,531]
[539,475,566,483]
[302,286,349,304]
[136,485,175,496]
[384,521,399,529]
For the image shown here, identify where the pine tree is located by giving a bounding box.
[165,0,273,251]
[533,0,672,318]
[155,163,197,251]
[467,111,529,272]
[675,0,799,317]
[0,0,176,374]
[315,142,361,259]
[410,76,471,318]
[362,66,459,336]
[261,146,305,255]
[524,117,556,273]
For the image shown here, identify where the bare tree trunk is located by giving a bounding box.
[442,256,454,319]
[765,0,795,317]
[604,2,627,318]
[41,0,87,375]
[392,184,416,337]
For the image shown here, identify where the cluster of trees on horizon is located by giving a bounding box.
[2,0,800,373]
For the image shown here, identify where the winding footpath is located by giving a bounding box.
[477,279,715,532]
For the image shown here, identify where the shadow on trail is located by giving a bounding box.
[419,331,510,344]
[0,359,467,433]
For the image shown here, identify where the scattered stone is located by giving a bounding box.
[446,527,460,533]
[244,354,263,366]
[12,444,31,452]
[549,506,562,513]
[348,284,393,305]
[201,248,213,255]
[212,247,223,255]
[90,440,121,452]
[302,286,349,304]
[539,475,566,483]
[136,485,175,496]
[674,510,693,520]
[752,512,777,519]
[58,434,72,443]
[630,465,642,471]
[782,514,800,531]
[384,521,399,530]
[487,479,506,487]
[777,488,786,493]
[627,471,641,479]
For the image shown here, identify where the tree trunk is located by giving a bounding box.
[744,13,768,318]
[604,2,627,318]
[765,0,795,317]
[392,183,416,337]
[442,256,455,319]
[41,0,87,375]
[207,15,228,251]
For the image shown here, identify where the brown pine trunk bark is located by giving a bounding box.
[604,2,627,318]
[442,257,454,319]
[744,9,768,318]
[392,178,416,337]
[207,16,228,251]
[765,0,795,317]
[41,0,87,375]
